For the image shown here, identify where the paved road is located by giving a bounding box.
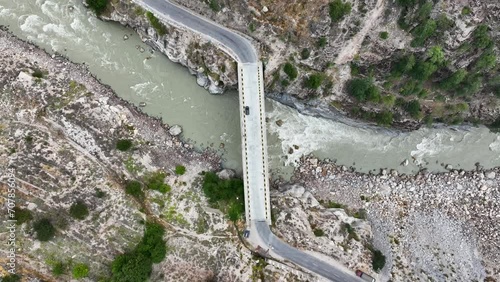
[137,0,257,63]
[134,1,362,281]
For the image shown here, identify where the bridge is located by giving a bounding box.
[134,0,362,280]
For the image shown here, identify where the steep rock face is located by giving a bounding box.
[97,0,238,94]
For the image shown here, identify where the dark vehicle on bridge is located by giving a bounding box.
[244,106,250,115]
[355,270,376,282]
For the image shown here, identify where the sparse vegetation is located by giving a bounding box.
[116,139,133,151]
[33,218,56,241]
[72,263,89,279]
[379,31,388,40]
[52,261,66,276]
[317,37,327,48]
[304,73,324,89]
[209,0,221,12]
[32,68,44,78]
[69,201,89,220]
[329,0,352,23]
[146,12,168,36]
[13,207,33,225]
[145,171,171,193]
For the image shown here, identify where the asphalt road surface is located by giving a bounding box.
[138,0,258,63]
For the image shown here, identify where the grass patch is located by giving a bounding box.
[175,165,186,175]
[72,263,89,279]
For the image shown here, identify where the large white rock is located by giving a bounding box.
[217,169,236,180]
[169,125,182,136]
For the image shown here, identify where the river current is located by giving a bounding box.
[1,0,499,177]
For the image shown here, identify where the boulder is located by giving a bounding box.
[169,125,182,136]
[217,169,236,180]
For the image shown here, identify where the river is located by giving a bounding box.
[1,0,499,177]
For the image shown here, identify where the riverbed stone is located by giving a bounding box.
[217,169,236,180]
[169,125,182,136]
[486,171,496,179]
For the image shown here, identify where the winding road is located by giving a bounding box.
[134,0,362,281]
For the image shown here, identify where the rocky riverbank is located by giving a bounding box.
[283,154,500,281]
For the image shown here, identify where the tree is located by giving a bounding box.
[33,218,55,241]
[136,222,167,263]
[410,60,438,81]
[427,46,445,65]
[439,69,467,90]
[125,180,144,199]
[392,54,416,76]
[72,263,89,279]
[86,0,108,15]
[475,52,496,71]
[111,252,152,282]
[304,73,324,89]
[472,25,492,49]
[411,20,437,47]
[347,78,379,102]
[329,0,352,22]
[372,249,386,272]
[116,139,133,151]
[283,63,298,80]
[70,201,89,220]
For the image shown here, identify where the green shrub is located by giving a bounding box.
[379,31,388,40]
[427,46,445,65]
[461,6,471,15]
[175,165,186,175]
[14,207,33,225]
[32,68,44,78]
[375,110,393,125]
[392,54,416,77]
[472,25,492,49]
[2,275,21,282]
[329,0,352,22]
[301,48,311,60]
[411,19,437,47]
[125,180,144,199]
[110,222,166,281]
[52,261,66,276]
[347,78,379,102]
[410,60,438,81]
[313,228,325,236]
[87,0,108,15]
[372,249,386,272]
[145,171,170,193]
[116,139,133,151]
[439,69,467,90]
[396,0,417,7]
[283,62,298,80]
[33,218,55,241]
[146,12,168,36]
[70,201,89,220]
[381,95,396,107]
[405,100,421,119]
[304,73,324,89]
[416,2,433,22]
[474,52,496,71]
[202,172,245,220]
[248,22,256,32]
[281,79,290,87]
[72,263,89,279]
[436,14,454,32]
[94,188,106,198]
[317,37,328,48]
[457,74,482,96]
[209,0,221,12]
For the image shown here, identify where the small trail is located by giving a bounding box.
[335,0,386,65]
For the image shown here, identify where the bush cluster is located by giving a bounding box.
[69,201,89,220]
[304,73,324,89]
[33,218,56,241]
[125,180,144,199]
[175,165,186,175]
[14,207,33,225]
[372,249,386,272]
[347,78,380,102]
[202,172,244,221]
[111,222,167,282]
[145,171,171,193]
[329,0,352,22]
[283,62,298,80]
